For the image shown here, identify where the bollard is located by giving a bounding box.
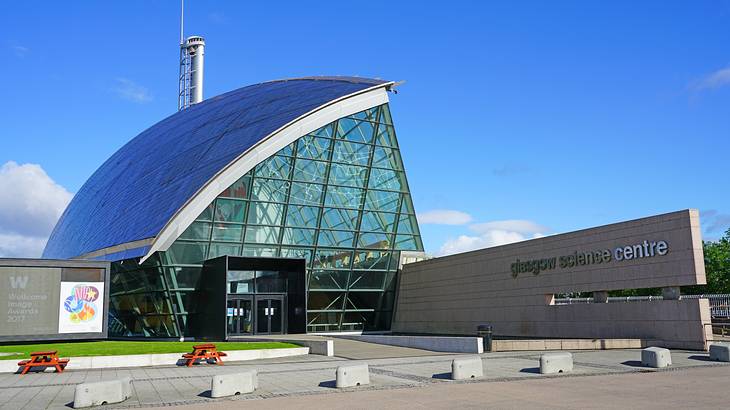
[641,347,672,368]
[73,378,132,408]
[335,363,370,388]
[210,371,257,398]
[451,356,484,380]
[477,324,493,352]
[709,343,730,362]
[539,352,573,374]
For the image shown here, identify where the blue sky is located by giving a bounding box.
[1,0,729,257]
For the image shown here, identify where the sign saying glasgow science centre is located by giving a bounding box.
[510,240,670,278]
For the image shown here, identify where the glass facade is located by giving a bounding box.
[109,103,423,336]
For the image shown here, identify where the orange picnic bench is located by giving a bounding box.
[17,351,69,375]
[182,343,227,367]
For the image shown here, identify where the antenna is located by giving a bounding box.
[177,0,205,111]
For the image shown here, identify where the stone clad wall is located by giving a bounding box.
[392,209,712,350]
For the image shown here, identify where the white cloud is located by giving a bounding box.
[417,209,473,225]
[437,219,549,256]
[0,161,73,258]
[12,45,29,58]
[690,66,730,91]
[112,78,152,103]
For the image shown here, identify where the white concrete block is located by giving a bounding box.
[451,356,484,380]
[709,343,730,362]
[210,371,257,398]
[539,352,573,374]
[336,363,370,388]
[641,347,672,368]
[73,378,132,408]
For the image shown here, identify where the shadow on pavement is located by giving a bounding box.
[519,367,540,374]
[620,360,646,368]
[431,372,452,380]
[688,355,713,362]
[318,380,337,389]
[197,390,212,398]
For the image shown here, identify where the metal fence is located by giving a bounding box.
[554,294,730,319]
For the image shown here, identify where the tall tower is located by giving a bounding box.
[178,1,205,111]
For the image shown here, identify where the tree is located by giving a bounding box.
[698,228,730,294]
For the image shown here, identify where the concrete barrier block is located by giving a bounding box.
[336,363,369,388]
[641,347,672,368]
[709,343,730,362]
[211,371,257,398]
[540,352,573,374]
[73,378,132,408]
[451,356,483,380]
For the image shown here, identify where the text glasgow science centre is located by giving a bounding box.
[510,240,670,278]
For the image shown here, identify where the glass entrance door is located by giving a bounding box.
[255,297,284,334]
[226,297,253,335]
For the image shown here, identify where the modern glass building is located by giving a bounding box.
[43,77,424,338]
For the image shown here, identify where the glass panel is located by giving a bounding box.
[242,245,279,258]
[348,271,386,290]
[296,135,331,160]
[219,175,251,199]
[309,270,349,290]
[379,104,393,125]
[228,270,255,293]
[167,242,208,265]
[285,205,319,228]
[395,234,422,251]
[347,106,379,122]
[336,118,375,143]
[214,199,246,222]
[329,163,367,188]
[321,208,358,231]
[289,182,324,205]
[247,201,284,226]
[307,291,345,310]
[360,211,396,233]
[269,299,283,333]
[400,194,416,214]
[368,168,406,192]
[352,250,391,270]
[256,299,269,333]
[256,271,287,293]
[164,267,201,289]
[208,242,241,258]
[280,247,313,265]
[364,190,400,212]
[281,227,316,246]
[278,142,295,157]
[324,186,364,209]
[375,123,398,147]
[255,155,292,179]
[311,123,334,138]
[307,312,342,332]
[313,248,352,269]
[358,232,392,249]
[317,230,355,248]
[178,221,211,241]
[332,140,371,165]
[251,178,289,202]
[211,223,243,241]
[244,226,281,244]
[293,159,328,184]
[347,292,384,311]
[396,214,419,235]
[371,146,403,170]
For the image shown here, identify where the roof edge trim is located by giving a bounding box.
[140,82,393,263]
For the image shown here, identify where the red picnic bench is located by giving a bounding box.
[17,351,69,375]
[182,343,227,367]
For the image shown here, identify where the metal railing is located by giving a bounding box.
[554,294,730,319]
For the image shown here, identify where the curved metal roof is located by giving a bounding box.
[43,77,389,260]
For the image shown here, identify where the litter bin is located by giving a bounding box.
[477,324,493,352]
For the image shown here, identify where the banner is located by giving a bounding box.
[58,282,104,334]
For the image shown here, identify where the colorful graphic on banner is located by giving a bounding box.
[58,282,104,333]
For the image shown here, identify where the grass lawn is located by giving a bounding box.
[0,341,300,361]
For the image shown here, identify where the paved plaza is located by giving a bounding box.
[1,339,728,409]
